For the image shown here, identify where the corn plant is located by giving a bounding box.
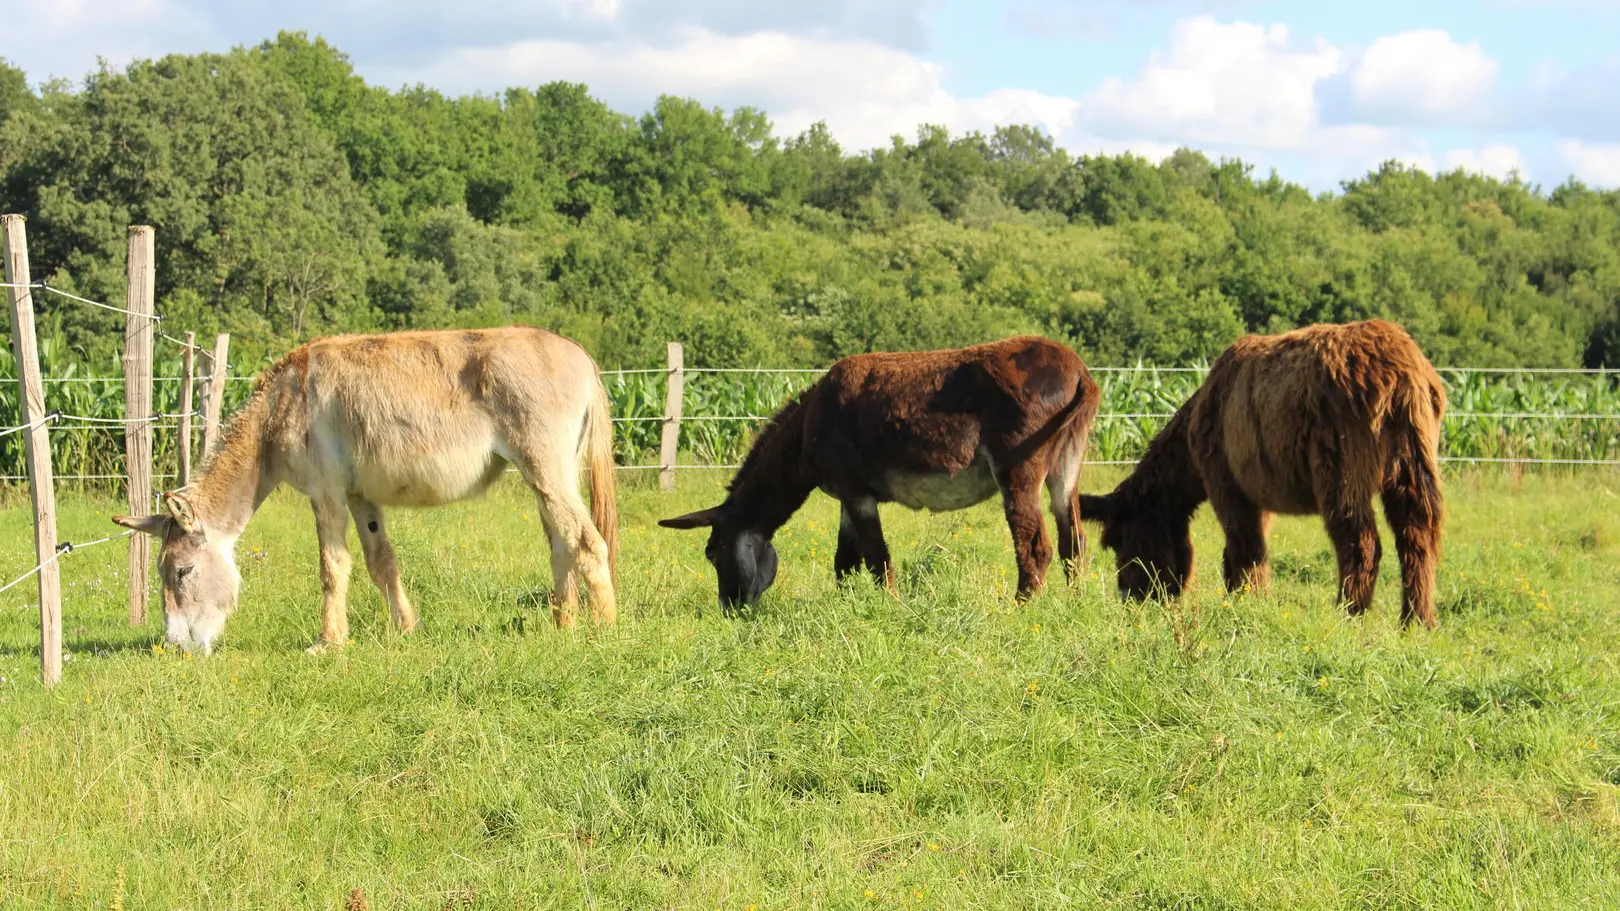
[2,342,253,488]
[7,354,1619,487]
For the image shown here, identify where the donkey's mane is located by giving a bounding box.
[1110,402,1205,518]
[718,388,821,533]
[728,390,810,498]
[187,345,309,515]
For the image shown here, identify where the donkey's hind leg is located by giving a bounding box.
[1381,458,1442,630]
[1324,504,1381,617]
[348,496,419,634]
[1309,445,1384,617]
[1317,472,1382,618]
[515,457,616,628]
[1044,453,1086,584]
[537,506,581,630]
[998,459,1054,601]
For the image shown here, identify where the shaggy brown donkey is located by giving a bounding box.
[1080,320,1446,628]
[660,337,1100,612]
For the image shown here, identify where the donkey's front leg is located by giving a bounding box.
[309,496,355,653]
[843,497,896,592]
[835,503,862,581]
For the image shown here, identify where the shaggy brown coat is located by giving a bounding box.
[661,336,1100,609]
[115,326,618,652]
[1081,319,1446,627]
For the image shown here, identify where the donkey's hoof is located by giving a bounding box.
[305,638,348,655]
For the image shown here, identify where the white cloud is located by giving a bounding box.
[2,0,214,83]
[1559,140,1620,186]
[1079,17,1343,149]
[376,14,1464,187]
[0,0,935,83]
[1347,30,1499,125]
[370,28,1084,152]
[1006,0,1254,39]
[1441,145,1528,180]
[18,0,172,31]
[1500,0,1620,10]
[8,3,1614,193]
[1063,16,1437,185]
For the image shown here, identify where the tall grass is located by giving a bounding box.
[6,354,1618,483]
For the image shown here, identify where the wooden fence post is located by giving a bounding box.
[177,330,194,487]
[123,226,155,626]
[659,342,684,492]
[3,215,64,687]
[201,333,229,459]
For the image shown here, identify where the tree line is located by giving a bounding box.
[2,32,1618,372]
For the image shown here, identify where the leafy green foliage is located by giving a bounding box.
[2,32,1619,374]
[2,50,381,354]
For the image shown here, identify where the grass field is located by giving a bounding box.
[1,469,1618,909]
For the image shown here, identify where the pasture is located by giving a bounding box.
[1,468,1618,909]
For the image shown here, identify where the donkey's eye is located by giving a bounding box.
[175,566,193,581]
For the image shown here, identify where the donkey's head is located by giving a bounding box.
[113,491,240,654]
[658,505,778,613]
[1079,492,1193,601]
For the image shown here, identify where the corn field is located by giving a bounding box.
[6,354,1619,486]
[1,341,253,486]
[603,365,1620,467]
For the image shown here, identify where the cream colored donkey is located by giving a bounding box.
[114,327,618,654]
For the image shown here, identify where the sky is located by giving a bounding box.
[4,0,1620,191]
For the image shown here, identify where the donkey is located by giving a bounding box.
[659,337,1100,611]
[113,327,618,653]
[1080,319,1446,627]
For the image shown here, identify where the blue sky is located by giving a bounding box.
[4,0,1619,190]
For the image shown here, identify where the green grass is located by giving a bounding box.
[1,469,1618,909]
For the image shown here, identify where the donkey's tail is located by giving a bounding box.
[586,374,619,582]
[1383,371,1446,626]
[1050,365,1103,501]
[1040,365,1102,465]
[1390,371,1446,526]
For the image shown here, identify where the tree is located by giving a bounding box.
[5,51,381,357]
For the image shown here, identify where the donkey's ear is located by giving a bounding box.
[1078,493,1117,522]
[163,491,201,534]
[658,506,726,530]
[113,513,172,537]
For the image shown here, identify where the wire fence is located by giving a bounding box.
[597,363,1620,471]
[0,530,136,598]
[6,363,1620,482]
[0,262,212,623]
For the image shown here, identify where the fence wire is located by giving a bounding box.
[8,363,1620,481]
[25,282,163,321]
[0,411,59,438]
[0,530,137,599]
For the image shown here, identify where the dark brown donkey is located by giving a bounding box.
[1080,319,1446,627]
[660,337,1100,611]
